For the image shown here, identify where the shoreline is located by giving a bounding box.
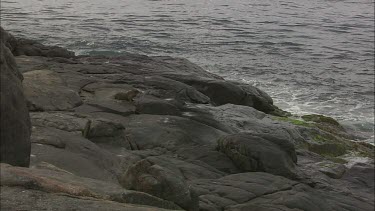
[3,28,375,142]
[1,27,374,211]
[50,40,375,145]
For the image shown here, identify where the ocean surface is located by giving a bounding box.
[1,0,374,143]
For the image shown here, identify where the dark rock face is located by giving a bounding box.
[0,27,74,58]
[0,36,31,166]
[217,133,298,179]
[1,28,374,211]
[135,95,182,116]
[120,159,199,211]
[14,38,75,58]
[163,74,279,113]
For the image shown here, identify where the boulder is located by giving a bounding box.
[217,133,297,179]
[239,83,276,113]
[162,74,247,106]
[0,40,31,167]
[119,159,199,211]
[163,74,277,114]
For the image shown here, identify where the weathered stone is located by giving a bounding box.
[0,164,181,210]
[23,69,82,111]
[192,172,374,211]
[217,133,297,179]
[30,126,121,183]
[120,159,199,211]
[316,161,347,179]
[86,118,126,144]
[135,95,182,116]
[125,114,226,151]
[0,38,31,167]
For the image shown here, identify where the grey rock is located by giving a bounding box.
[23,69,83,111]
[188,104,305,146]
[30,126,122,183]
[30,112,88,132]
[87,118,126,144]
[237,83,276,113]
[120,159,199,211]
[0,164,180,210]
[0,187,178,211]
[0,38,31,167]
[15,38,75,58]
[217,133,297,179]
[111,190,182,210]
[124,114,226,151]
[342,162,375,193]
[316,161,347,179]
[146,155,226,180]
[135,95,182,116]
[192,172,374,211]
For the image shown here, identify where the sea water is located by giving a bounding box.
[1,0,374,143]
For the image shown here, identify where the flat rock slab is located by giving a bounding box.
[0,187,177,211]
[0,164,181,210]
[23,69,82,111]
[192,172,374,211]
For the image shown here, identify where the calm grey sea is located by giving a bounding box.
[1,0,374,142]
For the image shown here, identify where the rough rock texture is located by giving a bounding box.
[0,27,75,58]
[120,159,199,211]
[0,29,31,167]
[0,163,181,210]
[1,29,374,211]
[23,69,82,111]
[217,133,298,179]
[191,172,373,211]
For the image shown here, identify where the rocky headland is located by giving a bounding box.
[0,27,374,211]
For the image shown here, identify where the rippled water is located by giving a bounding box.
[1,0,374,142]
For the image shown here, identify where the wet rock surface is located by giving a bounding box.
[1,29,374,211]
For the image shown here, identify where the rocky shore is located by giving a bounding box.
[1,27,374,211]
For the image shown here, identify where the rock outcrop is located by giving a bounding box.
[1,28,374,211]
[0,28,31,167]
[0,27,75,58]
